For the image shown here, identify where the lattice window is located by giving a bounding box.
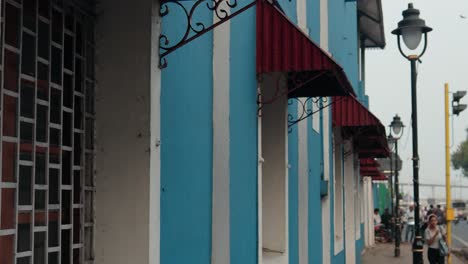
[0,0,95,263]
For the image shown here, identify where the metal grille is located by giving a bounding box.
[0,0,95,263]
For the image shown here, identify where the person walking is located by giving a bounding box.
[405,205,415,242]
[425,214,446,264]
[436,205,446,226]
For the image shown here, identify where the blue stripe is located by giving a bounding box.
[160,4,213,264]
[356,225,365,263]
[328,0,359,94]
[308,106,323,264]
[308,0,321,43]
[230,4,258,263]
[277,0,297,23]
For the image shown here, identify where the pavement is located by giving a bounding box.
[362,242,466,264]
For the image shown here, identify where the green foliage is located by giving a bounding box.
[451,128,468,177]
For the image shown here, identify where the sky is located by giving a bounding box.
[366,0,468,200]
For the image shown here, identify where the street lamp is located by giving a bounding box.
[392,3,432,263]
[389,115,404,257]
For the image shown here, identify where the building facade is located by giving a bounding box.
[0,0,388,263]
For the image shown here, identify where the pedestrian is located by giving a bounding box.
[381,208,392,228]
[423,206,428,219]
[374,208,382,227]
[429,204,434,214]
[425,214,446,264]
[405,205,416,242]
[436,205,445,226]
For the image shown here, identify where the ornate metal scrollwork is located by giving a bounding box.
[287,97,328,129]
[287,96,348,132]
[256,71,338,131]
[159,0,257,68]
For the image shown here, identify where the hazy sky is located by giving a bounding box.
[366,0,468,200]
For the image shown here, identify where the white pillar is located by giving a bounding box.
[211,11,231,264]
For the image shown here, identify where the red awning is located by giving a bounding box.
[333,96,389,158]
[360,166,380,176]
[360,166,387,181]
[372,174,388,181]
[256,0,355,97]
[360,158,380,168]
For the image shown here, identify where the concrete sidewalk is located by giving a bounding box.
[362,242,466,264]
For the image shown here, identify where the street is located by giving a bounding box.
[453,221,468,249]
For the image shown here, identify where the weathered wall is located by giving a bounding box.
[95,0,153,263]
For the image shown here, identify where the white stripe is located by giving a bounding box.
[312,101,320,133]
[298,99,309,264]
[344,144,356,263]
[320,0,329,51]
[322,107,331,264]
[258,87,263,264]
[297,0,308,34]
[149,2,162,264]
[211,8,231,264]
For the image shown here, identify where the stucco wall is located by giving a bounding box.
[262,74,288,254]
[94,0,153,263]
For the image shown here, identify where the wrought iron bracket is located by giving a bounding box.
[159,0,257,68]
[256,71,340,132]
[287,96,344,131]
[287,97,329,128]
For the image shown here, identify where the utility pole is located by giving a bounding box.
[445,83,453,264]
[445,83,467,264]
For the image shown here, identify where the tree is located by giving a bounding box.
[451,128,468,177]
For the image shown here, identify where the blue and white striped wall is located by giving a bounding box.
[157,0,367,263]
[160,1,257,263]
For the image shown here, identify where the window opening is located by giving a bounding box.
[0,1,95,263]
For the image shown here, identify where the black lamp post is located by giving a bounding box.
[392,3,432,263]
[387,134,395,248]
[387,134,395,216]
[389,115,404,257]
